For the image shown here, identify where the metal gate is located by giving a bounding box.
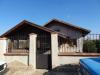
[36,35,51,69]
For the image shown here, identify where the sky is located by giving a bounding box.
[0,0,100,35]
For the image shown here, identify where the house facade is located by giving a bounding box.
[0,19,91,70]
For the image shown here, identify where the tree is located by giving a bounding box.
[83,40,97,53]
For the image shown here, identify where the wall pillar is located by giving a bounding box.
[77,36,83,53]
[51,33,59,69]
[0,38,7,60]
[29,33,37,70]
[79,37,83,52]
[0,38,7,53]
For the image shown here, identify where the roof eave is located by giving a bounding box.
[44,19,91,35]
[0,20,57,37]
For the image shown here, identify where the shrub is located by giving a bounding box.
[95,40,100,53]
[83,40,97,53]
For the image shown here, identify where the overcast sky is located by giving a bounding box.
[0,0,100,35]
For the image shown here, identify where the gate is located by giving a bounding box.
[36,35,51,69]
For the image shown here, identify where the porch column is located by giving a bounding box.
[29,33,37,70]
[51,33,59,69]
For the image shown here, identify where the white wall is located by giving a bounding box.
[29,33,37,70]
[58,56,94,65]
[0,38,29,66]
[51,33,59,68]
[0,38,7,53]
[5,56,29,65]
[0,38,7,61]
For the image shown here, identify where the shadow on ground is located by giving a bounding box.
[0,68,9,75]
[43,64,79,75]
[0,61,35,75]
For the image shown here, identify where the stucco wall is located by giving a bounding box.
[5,56,29,65]
[0,38,7,53]
[0,38,29,66]
[0,38,7,61]
[58,56,94,65]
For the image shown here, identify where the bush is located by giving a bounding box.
[95,40,100,53]
[83,40,97,53]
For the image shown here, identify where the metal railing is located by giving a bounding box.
[36,35,51,54]
[6,34,100,53]
[83,34,100,53]
[58,34,100,53]
[7,35,29,53]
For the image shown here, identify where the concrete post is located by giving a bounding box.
[79,37,83,52]
[77,37,83,52]
[29,33,37,70]
[0,38,7,60]
[51,33,59,69]
[0,38,7,53]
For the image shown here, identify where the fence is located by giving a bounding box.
[36,35,51,54]
[58,34,100,53]
[83,34,100,53]
[7,35,29,53]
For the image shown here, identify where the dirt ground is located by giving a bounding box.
[0,61,35,75]
[0,61,79,75]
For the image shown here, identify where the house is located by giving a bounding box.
[0,19,91,70]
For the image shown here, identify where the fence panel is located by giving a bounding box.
[58,34,100,53]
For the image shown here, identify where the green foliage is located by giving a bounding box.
[83,40,97,53]
[95,40,100,53]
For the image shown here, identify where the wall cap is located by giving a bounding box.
[29,33,37,35]
[0,38,7,40]
[58,52,100,57]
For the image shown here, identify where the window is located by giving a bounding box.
[12,39,29,49]
[19,40,29,49]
